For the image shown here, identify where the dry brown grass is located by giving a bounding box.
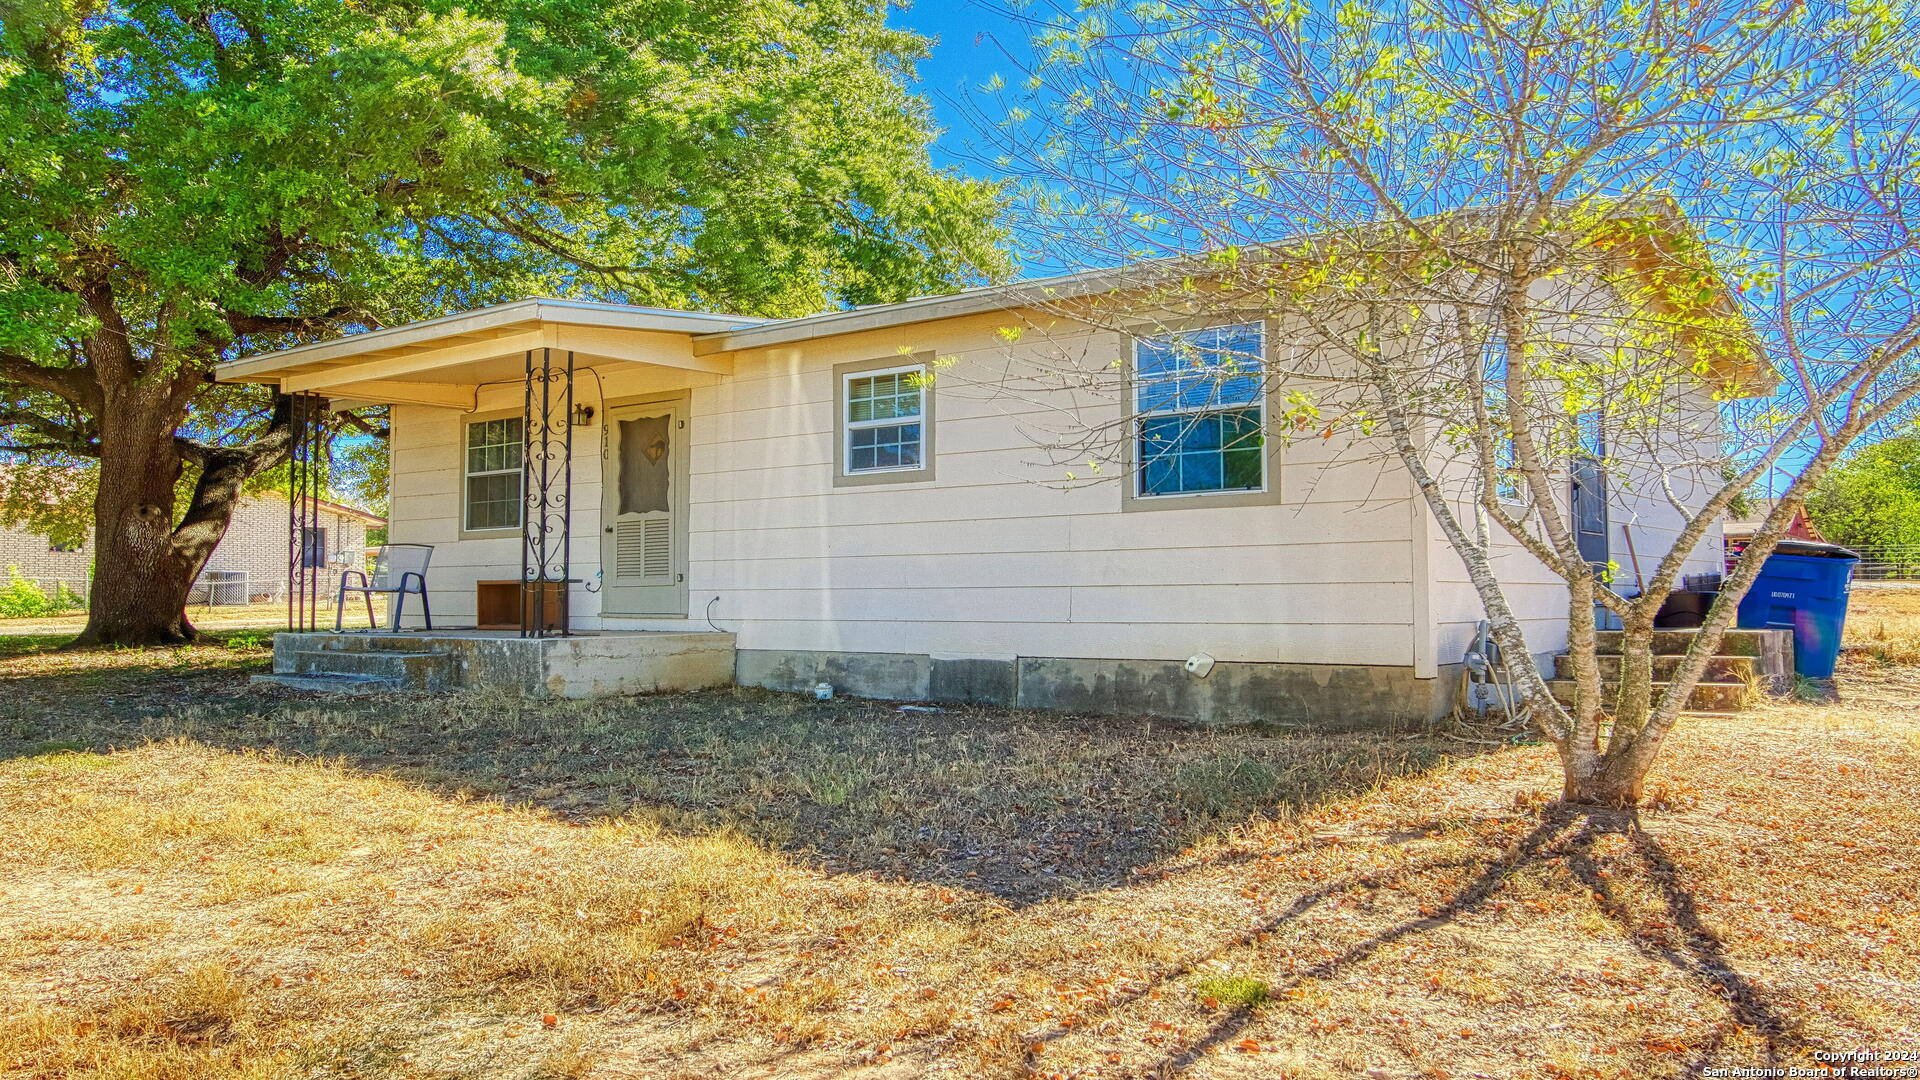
[0,594,1915,1079]
[1846,584,1920,666]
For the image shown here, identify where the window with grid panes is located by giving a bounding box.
[464,417,523,531]
[843,365,925,474]
[1134,323,1267,496]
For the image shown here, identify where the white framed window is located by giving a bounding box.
[464,415,523,532]
[842,364,926,475]
[1134,322,1267,498]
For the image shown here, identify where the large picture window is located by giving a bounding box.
[464,416,523,532]
[843,365,926,475]
[1135,323,1267,497]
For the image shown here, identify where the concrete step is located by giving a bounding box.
[1553,653,1756,682]
[299,633,447,654]
[1546,678,1751,714]
[286,648,454,691]
[1592,629,1772,657]
[251,672,403,695]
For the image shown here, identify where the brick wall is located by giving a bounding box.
[0,492,378,606]
[0,526,91,600]
[207,494,375,603]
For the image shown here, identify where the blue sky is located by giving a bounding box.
[891,2,1024,178]
[885,2,1858,487]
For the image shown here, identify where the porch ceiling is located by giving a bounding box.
[214,298,764,407]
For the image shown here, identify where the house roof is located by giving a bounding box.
[213,215,1775,397]
[250,490,386,527]
[1723,498,1823,542]
[216,297,765,386]
[313,497,386,528]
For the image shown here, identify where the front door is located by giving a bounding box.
[601,396,688,617]
[1571,456,1609,575]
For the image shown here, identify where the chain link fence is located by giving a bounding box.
[1850,545,1920,581]
[26,572,259,607]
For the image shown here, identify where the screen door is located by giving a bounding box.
[600,397,688,616]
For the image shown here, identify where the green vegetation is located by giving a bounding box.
[0,0,1005,644]
[1807,432,1920,554]
[0,567,83,620]
[1194,975,1273,1008]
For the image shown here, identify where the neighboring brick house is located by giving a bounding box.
[0,522,90,601]
[0,491,384,605]
[205,492,386,603]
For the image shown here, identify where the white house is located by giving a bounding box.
[218,263,1762,723]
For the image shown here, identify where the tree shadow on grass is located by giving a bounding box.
[1066,806,1816,1076]
[1567,821,1811,1074]
[0,632,274,716]
[0,650,1497,907]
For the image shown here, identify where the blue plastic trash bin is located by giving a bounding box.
[1734,540,1860,678]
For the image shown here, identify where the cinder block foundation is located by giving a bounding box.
[737,648,1451,728]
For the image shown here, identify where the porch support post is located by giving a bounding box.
[286,392,328,632]
[520,348,574,638]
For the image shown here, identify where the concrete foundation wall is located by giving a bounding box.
[737,648,932,701]
[274,631,735,699]
[737,647,1453,728]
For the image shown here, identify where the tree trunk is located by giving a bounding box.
[71,390,205,646]
[1562,771,1643,808]
[1562,757,1646,808]
[67,382,301,647]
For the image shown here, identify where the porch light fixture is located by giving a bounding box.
[571,403,595,427]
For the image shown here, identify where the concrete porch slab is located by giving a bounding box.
[264,630,735,698]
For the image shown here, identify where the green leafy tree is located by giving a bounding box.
[1807,434,1920,553]
[0,0,1005,644]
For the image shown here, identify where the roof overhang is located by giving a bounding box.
[217,206,1777,405]
[214,298,766,404]
[315,498,386,527]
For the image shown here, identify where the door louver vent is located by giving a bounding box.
[642,517,670,576]
[615,517,671,580]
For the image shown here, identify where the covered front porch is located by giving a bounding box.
[218,298,764,696]
[219,298,761,641]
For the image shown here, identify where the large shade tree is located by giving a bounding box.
[0,0,1005,644]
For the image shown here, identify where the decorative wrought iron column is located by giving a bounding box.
[286,392,328,632]
[520,349,574,637]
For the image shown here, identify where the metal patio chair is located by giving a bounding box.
[336,543,433,632]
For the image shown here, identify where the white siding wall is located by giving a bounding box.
[387,314,1426,667]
